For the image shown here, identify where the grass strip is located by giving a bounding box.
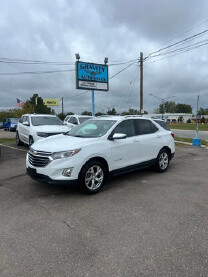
[175,136,208,146]
[0,138,16,143]
[168,123,208,131]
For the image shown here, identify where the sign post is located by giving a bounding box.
[92,90,95,116]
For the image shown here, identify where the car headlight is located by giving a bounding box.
[37,132,48,137]
[51,149,81,160]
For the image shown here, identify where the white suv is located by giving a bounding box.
[64,115,93,129]
[16,114,70,146]
[26,116,175,194]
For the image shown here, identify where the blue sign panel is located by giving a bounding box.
[76,61,109,91]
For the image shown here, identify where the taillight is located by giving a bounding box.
[171,132,175,139]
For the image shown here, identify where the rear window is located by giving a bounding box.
[154,120,170,131]
[31,116,64,126]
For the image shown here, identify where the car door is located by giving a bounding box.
[109,119,138,170]
[67,116,75,129]
[21,116,30,143]
[134,119,162,162]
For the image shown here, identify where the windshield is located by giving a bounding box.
[10,118,19,123]
[79,117,92,123]
[31,116,64,126]
[67,120,116,138]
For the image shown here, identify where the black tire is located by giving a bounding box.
[16,132,24,146]
[78,160,107,194]
[155,149,170,172]
[29,136,34,147]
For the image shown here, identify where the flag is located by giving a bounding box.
[16,98,24,107]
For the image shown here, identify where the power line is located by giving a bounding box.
[0,69,75,75]
[125,65,140,109]
[144,18,208,56]
[109,61,137,80]
[144,40,208,65]
[146,37,208,59]
[144,29,208,59]
[68,90,89,99]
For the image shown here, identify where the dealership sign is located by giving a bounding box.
[44,99,59,106]
[76,61,109,91]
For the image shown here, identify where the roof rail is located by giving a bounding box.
[123,115,143,118]
[96,115,119,118]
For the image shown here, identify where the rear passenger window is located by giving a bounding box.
[112,119,135,137]
[134,119,158,135]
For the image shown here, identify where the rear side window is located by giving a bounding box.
[154,120,170,130]
[112,119,135,137]
[134,119,158,135]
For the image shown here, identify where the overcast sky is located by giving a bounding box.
[0,0,208,114]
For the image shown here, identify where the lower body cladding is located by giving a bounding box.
[26,153,79,185]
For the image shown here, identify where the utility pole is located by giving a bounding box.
[140,52,143,115]
[61,97,64,116]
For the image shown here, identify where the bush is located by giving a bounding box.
[187,119,191,123]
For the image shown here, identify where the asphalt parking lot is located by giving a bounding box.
[0,143,208,276]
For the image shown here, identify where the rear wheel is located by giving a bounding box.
[16,132,24,146]
[78,160,106,194]
[155,149,170,172]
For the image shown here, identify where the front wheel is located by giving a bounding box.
[78,161,106,194]
[29,136,34,147]
[155,149,170,172]
[16,132,24,146]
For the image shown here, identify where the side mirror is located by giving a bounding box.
[109,133,127,140]
[23,121,29,126]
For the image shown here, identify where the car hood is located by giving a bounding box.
[32,135,100,152]
[32,125,70,133]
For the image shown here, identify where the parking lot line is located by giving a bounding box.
[0,143,28,152]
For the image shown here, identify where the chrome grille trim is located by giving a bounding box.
[28,149,53,168]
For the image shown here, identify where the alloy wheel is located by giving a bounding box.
[85,165,104,191]
[159,152,169,170]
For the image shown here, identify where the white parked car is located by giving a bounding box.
[26,116,175,194]
[16,114,70,146]
[64,115,93,129]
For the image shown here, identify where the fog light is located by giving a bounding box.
[62,167,74,177]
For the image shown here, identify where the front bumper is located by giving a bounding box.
[26,167,77,185]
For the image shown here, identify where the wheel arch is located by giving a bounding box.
[158,146,171,159]
[79,156,109,176]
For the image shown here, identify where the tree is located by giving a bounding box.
[164,101,177,113]
[29,94,53,114]
[107,108,117,115]
[198,107,208,115]
[57,113,66,121]
[175,103,192,113]
[178,116,184,123]
[95,112,105,116]
[201,117,205,123]
[81,111,92,116]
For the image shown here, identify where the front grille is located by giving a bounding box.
[28,149,52,168]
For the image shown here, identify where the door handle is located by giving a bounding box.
[156,135,161,138]
[134,139,140,142]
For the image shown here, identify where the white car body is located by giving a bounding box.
[17,114,70,145]
[26,116,175,192]
[64,115,93,129]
